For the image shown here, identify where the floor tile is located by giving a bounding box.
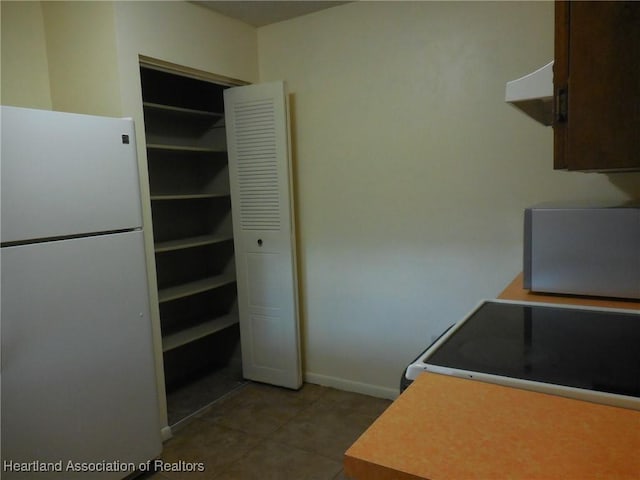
[317,388,392,421]
[199,383,326,437]
[150,382,391,480]
[333,470,352,480]
[269,389,391,461]
[157,420,260,479]
[137,471,172,480]
[213,440,343,480]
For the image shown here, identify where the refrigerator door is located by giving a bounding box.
[0,106,142,244]
[1,230,161,478]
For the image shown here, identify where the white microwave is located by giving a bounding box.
[524,203,640,300]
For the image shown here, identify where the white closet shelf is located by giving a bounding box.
[162,311,239,352]
[155,234,233,253]
[143,101,223,119]
[158,273,236,303]
[150,192,230,200]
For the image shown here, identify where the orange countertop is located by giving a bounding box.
[344,275,640,480]
[498,273,640,310]
[344,372,640,480]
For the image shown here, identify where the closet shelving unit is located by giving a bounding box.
[140,66,240,392]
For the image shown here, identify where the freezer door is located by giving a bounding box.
[0,106,143,244]
[1,230,161,478]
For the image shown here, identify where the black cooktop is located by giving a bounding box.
[426,301,640,398]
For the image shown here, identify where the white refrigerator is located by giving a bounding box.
[1,106,162,478]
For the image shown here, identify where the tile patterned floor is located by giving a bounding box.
[144,382,391,480]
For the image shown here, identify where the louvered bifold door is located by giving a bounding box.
[224,81,302,389]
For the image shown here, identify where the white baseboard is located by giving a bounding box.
[160,425,173,442]
[304,372,399,400]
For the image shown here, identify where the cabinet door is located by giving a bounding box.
[554,1,640,171]
[224,81,302,389]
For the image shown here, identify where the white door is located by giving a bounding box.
[224,81,302,389]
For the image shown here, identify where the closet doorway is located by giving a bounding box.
[140,61,246,426]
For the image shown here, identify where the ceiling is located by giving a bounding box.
[194,1,349,27]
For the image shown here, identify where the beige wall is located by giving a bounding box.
[41,1,122,117]
[258,1,640,397]
[1,1,258,115]
[0,1,122,116]
[1,1,52,109]
[113,1,257,91]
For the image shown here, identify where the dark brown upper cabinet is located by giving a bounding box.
[554,1,640,171]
